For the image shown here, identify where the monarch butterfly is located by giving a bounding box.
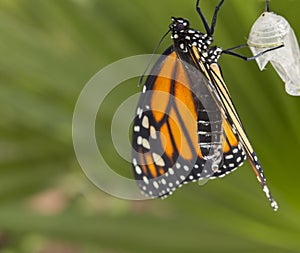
[132,0,278,210]
[248,0,300,96]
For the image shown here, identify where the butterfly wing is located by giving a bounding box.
[132,46,226,198]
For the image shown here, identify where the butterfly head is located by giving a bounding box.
[170,17,221,62]
[170,17,213,53]
[170,17,190,33]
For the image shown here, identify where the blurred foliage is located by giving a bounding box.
[1,0,300,252]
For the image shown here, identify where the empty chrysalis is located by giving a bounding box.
[248,3,300,96]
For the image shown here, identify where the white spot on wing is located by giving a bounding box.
[150,126,157,139]
[143,176,149,184]
[225,154,234,159]
[137,136,142,145]
[142,116,149,129]
[134,126,140,132]
[137,107,143,119]
[132,158,137,166]
[152,153,165,167]
[135,166,142,175]
[142,138,150,149]
[153,181,159,189]
[183,165,190,171]
[142,85,147,93]
[168,168,174,175]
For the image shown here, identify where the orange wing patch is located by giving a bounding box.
[222,119,239,153]
[151,52,177,122]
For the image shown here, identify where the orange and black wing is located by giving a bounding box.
[132,46,245,198]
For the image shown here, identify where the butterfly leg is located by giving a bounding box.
[265,0,270,12]
[222,43,284,61]
[196,0,225,36]
[196,0,211,35]
[210,0,225,35]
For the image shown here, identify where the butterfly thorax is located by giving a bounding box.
[170,17,222,63]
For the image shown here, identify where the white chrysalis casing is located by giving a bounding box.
[248,11,300,96]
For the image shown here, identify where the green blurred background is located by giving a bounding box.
[1,0,300,252]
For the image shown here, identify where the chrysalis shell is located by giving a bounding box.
[248,12,300,96]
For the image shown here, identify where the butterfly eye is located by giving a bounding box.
[170,17,190,32]
[177,23,186,31]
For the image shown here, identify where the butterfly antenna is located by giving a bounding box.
[138,29,171,86]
